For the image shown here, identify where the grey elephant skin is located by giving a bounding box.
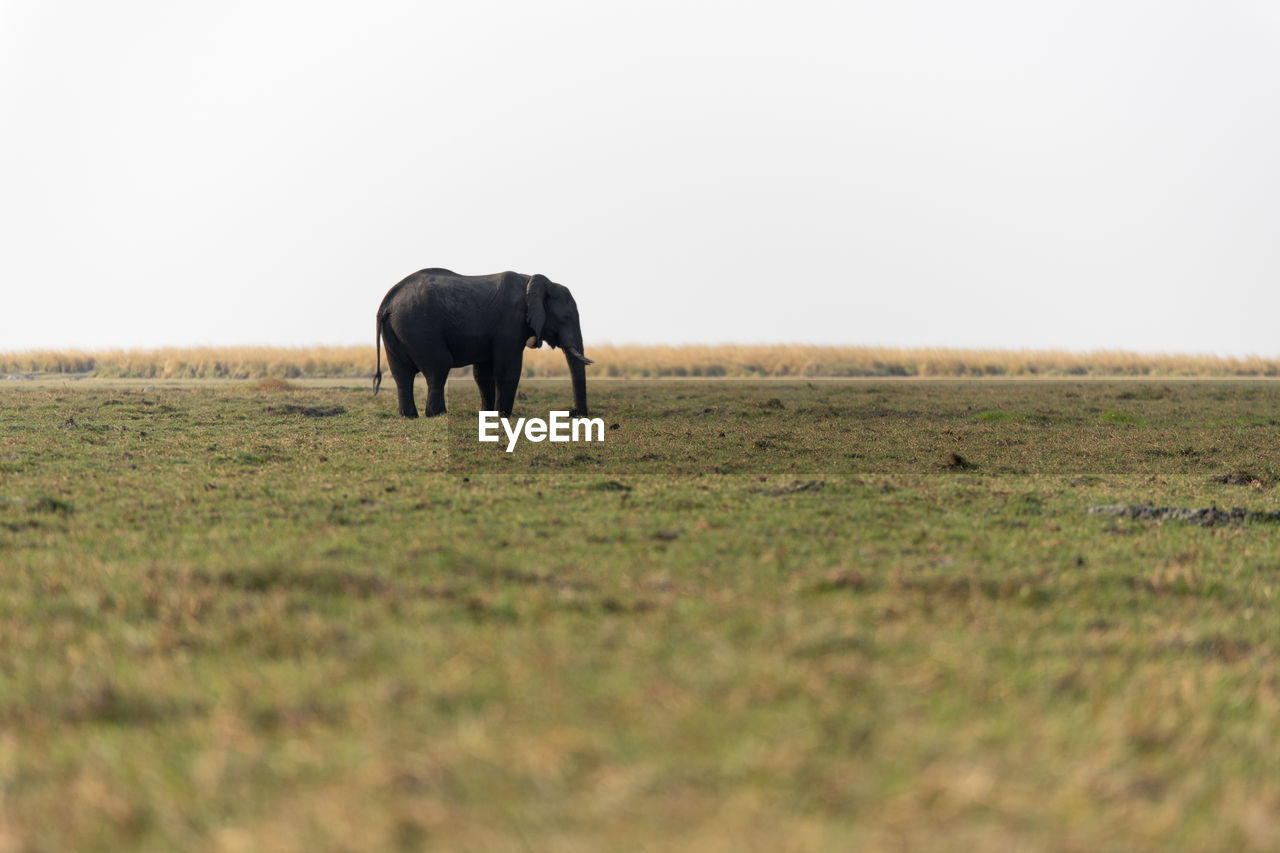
[374,268,593,418]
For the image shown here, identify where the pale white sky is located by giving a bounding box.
[2,1,1278,354]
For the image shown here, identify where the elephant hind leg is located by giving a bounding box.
[423,368,450,417]
[391,363,419,418]
[379,324,421,418]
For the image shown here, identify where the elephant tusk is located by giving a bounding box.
[526,336,540,349]
[568,347,594,365]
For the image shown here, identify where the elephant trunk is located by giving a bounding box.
[567,352,588,417]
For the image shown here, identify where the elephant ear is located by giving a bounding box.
[525,274,549,347]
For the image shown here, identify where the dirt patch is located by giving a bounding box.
[808,570,871,594]
[1088,504,1280,526]
[266,404,347,418]
[941,452,978,472]
[1211,469,1273,487]
[590,480,633,492]
[32,496,74,516]
[254,378,298,393]
[750,479,825,496]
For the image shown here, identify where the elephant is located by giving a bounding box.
[374,268,593,418]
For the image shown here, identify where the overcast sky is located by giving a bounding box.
[2,1,1278,355]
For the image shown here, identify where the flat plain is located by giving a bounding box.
[3,377,1280,850]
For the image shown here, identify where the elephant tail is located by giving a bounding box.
[373,314,383,395]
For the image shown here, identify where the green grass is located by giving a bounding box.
[4,378,1280,849]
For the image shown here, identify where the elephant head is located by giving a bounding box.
[525,274,593,415]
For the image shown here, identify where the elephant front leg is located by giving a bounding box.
[495,372,520,418]
[492,348,524,417]
[472,362,497,412]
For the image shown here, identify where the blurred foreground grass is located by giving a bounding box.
[2,379,1280,849]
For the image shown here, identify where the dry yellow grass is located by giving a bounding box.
[2,344,1279,379]
[0,346,374,380]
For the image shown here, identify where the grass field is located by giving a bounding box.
[4,377,1280,849]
